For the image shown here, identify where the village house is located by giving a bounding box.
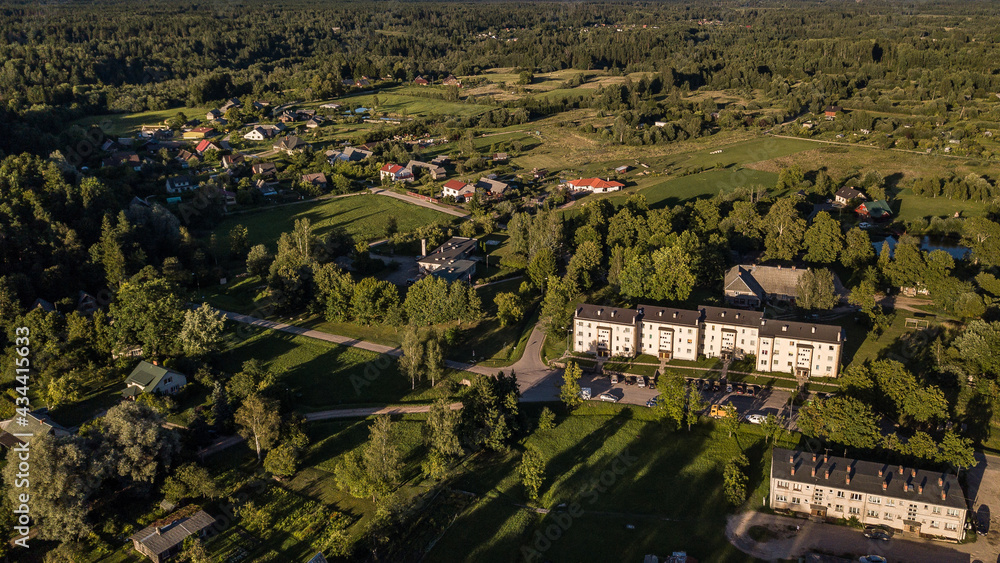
[563,177,625,193]
[475,177,509,197]
[252,162,277,178]
[182,127,216,140]
[103,151,142,171]
[205,109,222,121]
[305,118,323,129]
[0,409,71,448]
[122,361,187,398]
[243,127,268,141]
[443,74,462,87]
[824,105,842,119]
[413,76,430,86]
[129,506,215,563]
[256,179,279,197]
[165,175,196,194]
[856,200,893,221]
[379,163,413,182]
[221,153,245,169]
[273,135,309,154]
[194,139,220,154]
[327,146,372,163]
[834,186,866,206]
[442,179,476,202]
[573,304,845,377]
[770,448,966,541]
[492,152,509,163]
[723,264,846,308]
[301,172,328,190]
[220,98,242,112]
[406,160,447,180]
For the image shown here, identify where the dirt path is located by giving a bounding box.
[303,402,462,422]
[368,187,469,218]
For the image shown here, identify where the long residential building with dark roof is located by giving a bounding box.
[770,448,966,541]
[573,304,845,377]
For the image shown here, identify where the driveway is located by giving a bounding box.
[368,187,469,218]
[727,512,971,562]
[303,402,462,422]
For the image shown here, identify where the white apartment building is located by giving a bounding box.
[637,305,702,361]
[573,304,844,377]
[771,448,966,542]
[573,304,640,357]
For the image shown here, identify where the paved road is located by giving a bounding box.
[303,402,462,422]
[368,187,469,218]
[727,512,971,562]
[197,435,245,458]
[965,452,1000,562]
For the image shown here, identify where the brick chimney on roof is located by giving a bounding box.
[823,453,828,463]
[882,481,887,490]
[911,468,916,478]
[918,484,923,494]
[845,472,851,485]
[938,476,944,487]
[811,467,816,477]
[878,467,883,477]
[791,465,796,476]
[824,469,830,479]
[941,489,946,501]
[812,453,817,462]
[789,453,794,463]
[899,465,904,475]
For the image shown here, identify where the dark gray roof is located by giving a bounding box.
[637,305,701,327]
[698,306,763,328]
[419,237,477,264]
[724,265,847,300]
[835,186,865,200]
[759,319,843,344]
[772,448,965,510]
[131,508,215,555]
[307,554,329,563]
[575,304,639,325]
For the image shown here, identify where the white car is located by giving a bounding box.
[858,222,872,229]
[599,393,619,403]
[745,414,766,425]
[580,387,592,400]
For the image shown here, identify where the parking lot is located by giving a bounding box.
[581,371,798,428]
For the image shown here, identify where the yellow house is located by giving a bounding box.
[182,127,215,140]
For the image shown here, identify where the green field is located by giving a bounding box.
[323,90,491,118]
[212,193,455,251]
[218,330,458,411]
[894,188,987,221]
[71,106,210,136]
[638,168,781,207]
[426,404,802,562]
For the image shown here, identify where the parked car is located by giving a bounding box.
[610,373,619,384]
[747,385,757,397]
[745,414,765,424]
[709,404,732,418]
[580,387,592,400]
[712,381,721,392]
[859,556,887,563]
[646,396,658,408]
[726,382,734,393]
[863,526,892,541]
[637,376,646,388]
[599,393,618,403]
[859,221,873,229]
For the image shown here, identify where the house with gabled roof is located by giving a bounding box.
[442,179,476,202]
[220,98,242,112]
[206,109,222,121]
[834,186,866,206]
[129,506,215,563]
[221,153,245,169]
[0,409,71,448]
[182,127,216,140]
[856,200,893,222]
[475,177,509,197]
[165,175,196,194]
[244,127,268,141]
[563,178,624,193]
[724,264,846,308]
[195,139,219,154]
[380,163,413,182]
[274,135,309,154]
[413,76,430,86]
[301,172,328,190]
[252,162,277,178]
[443,75,462,87]
[122,361,187,398]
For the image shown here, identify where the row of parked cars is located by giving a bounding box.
[686,377,759,397]
[609,372,655,389]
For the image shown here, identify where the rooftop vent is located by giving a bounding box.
[782,325,788,332]
[811,326,816,334]
[672,312,677,319]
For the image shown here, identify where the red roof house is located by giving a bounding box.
[564,178,625,193]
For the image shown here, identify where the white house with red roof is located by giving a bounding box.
[380,163,413,182]
[563,178,625,193]
[195,139,220,154]
[442,179,476,201]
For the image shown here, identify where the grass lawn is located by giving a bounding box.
[71,106,210,136]
[211,192,455,252]
[217,330,458,411]
[426,403,804,562]
[637,168,781,208]
[894,188,987,221]
[330,90,491,118]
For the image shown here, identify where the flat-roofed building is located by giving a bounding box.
[770,448,966,542]
[637,305,701,361]
[573,304,641,358]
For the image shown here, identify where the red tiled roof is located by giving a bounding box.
[381,164,404,173]
[566,178,624,190]
[195,139,213,152]
[443,180,470,190]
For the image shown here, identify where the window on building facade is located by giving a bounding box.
[837,491,845,498]
[849,507,860,515]
[932,507,940,514]
[884,513,893,520]
[947,508,960,517]
[850,493,862,501]
[835,504,844,512]
[776,480,789,489]
[867,510,879,517]
[868,496,881,504]
[775,494,787,502]
[930,521,939,528]
[792,483,802,491]
[945,522,957,530]
[791,497,800,504]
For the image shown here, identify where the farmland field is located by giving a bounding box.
[70,106,211,136]
[319,89,491,118]
[210,192,455,251]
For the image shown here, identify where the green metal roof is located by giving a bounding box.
[124,361,179,393]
